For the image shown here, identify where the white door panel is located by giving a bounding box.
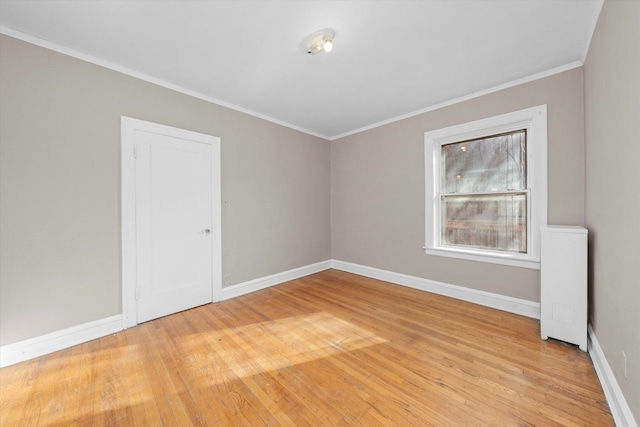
[135,131,213,323]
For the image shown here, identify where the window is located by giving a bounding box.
[424,106,547,269]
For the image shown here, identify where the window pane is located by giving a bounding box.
[441,193,527,253]
[441,131,526,194]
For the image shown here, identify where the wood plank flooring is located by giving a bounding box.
[0,269,613,426]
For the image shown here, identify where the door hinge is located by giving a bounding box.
[135,287,139,300]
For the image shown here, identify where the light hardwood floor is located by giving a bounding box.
[0,269,613,426]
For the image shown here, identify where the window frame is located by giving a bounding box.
[424,105,547,270]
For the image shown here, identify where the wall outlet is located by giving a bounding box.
[224,275,230,285]
[622,350,627,378]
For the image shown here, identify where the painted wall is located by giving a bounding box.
[2,12,637,422]
[331,68,585,302]
[584,0,640,421]
[0,35,331,346]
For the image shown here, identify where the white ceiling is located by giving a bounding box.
[0,0,603,139]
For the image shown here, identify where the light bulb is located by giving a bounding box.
[323,39,333,52]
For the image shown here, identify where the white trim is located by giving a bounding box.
[423,247,540,270]
[0,315,123,368]
[588,325,638,427]
[121,117,222,329]
[330,62,580,140]
[330,260,540,319]
[221,260,332,300]
[0,261,331,367]
[0,26,328,140]
[3,265,633,427]
[2,25,583,142]
[424,105,547,269]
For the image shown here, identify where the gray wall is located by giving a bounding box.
[584,0,640,421]
[0,35,331,346]
[331,68,585,302]
[3,10,638,422]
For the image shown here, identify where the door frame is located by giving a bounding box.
[121,117,222,329]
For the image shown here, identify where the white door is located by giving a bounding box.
[124,119,221,324]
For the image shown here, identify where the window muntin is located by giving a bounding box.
[440,130,528,253]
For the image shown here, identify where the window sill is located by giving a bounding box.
[424,247,540,270]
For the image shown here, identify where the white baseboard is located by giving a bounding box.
[4,263,634,427]
[588,325,638,427]
[330,260,541,319]
[0,261,332,368]
[0,259,538,369]
[221,260,332,301]
[0,314,123,368]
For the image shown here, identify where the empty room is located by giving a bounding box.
[0,1,638,426]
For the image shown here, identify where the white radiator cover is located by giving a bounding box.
[540,225,588,351]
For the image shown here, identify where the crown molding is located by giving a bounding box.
[0,26,330,140]
[329,61,583,140]
[1,26,586,142]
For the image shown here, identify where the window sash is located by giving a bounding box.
[424,105,547,269]
[440,130,527,195]
[440,192,528,253]
[438,130,530,255]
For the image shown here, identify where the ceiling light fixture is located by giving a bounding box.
[301,28,336,56]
